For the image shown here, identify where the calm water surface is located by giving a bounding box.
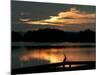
[12,45,95,69]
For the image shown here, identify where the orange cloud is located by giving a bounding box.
[20,7,96,26]
[19,18,31,22]
[57,8,95,19]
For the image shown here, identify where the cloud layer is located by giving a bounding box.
[20,7,96,26]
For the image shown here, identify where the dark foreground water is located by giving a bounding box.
[12,43,95,69]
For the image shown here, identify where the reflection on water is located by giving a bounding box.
[20,47,95,63]
[12,46,95,69]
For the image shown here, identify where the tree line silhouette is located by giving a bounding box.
[12,28,95,43]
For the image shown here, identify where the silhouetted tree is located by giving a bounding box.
[12,28,95,43]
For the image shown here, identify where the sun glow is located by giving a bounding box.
[20,48,64,63]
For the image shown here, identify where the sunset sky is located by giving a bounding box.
[12,1,96,31]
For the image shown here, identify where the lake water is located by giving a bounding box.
[12,42,95,69]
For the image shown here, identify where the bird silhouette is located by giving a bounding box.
[62,54,67,68]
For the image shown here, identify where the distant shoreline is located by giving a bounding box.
[12,42,95,47]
